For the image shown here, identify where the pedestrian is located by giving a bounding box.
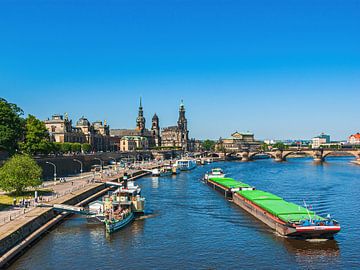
[13,197,17,206]
[72,181,74,186]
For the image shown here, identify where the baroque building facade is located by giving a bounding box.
[216,131,261,152]
[161,101,191,151]
[110,99,193,151]
[44,114,110,152]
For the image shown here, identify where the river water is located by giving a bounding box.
[9,157,360,269]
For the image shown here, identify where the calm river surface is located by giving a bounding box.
[9,157,360,269]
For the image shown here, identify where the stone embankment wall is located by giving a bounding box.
[0,150,182,179]
[0,183,107,267]
[0,169,150,268]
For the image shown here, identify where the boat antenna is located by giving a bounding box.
[303,200,312,223]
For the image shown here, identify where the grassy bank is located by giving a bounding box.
[0,189,53,210]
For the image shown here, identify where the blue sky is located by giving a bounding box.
[0,0,359,140]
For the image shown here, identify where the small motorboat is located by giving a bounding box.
[204,168,226,180]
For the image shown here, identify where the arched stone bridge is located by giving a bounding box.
[208,149,360,162]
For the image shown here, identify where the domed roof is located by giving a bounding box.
[76,116,90,126]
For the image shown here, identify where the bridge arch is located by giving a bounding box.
[249,152,276,159]
[282,151,313,159]
[322,151,360,160]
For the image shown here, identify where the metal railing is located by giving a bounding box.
[0,182,94,226]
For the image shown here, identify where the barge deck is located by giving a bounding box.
[206,177,340,239]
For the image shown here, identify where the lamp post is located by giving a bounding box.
[108,156,117,171]
[73,159,83,177]
[94,157,103,172]
[45,161,57,185]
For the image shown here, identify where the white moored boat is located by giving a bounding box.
[175,159,197,171]
[204,168,225,180]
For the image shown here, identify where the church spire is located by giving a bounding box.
[178,99,187,131]
[136,97,146,133]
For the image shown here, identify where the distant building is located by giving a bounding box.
[44,114,110,151]
[110,98,157,149]
[311,133,331,148]
[161,101,192,151]
[348,133,360,145]
[216,131,261,152]
[119,136,149,151]
[111,98,193,152]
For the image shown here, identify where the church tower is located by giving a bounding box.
[151,113,161,147]
[177,100,189,150]
[136,97,146,134]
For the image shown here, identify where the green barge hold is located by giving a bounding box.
[206,176,340,239]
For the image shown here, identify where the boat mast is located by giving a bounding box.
[303,200,312,223]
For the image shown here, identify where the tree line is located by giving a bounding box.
[0,98,90,195]
[0,98,92,155]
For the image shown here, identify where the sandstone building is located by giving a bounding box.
[216,131,261,152]
[44,114,110,152]
[110,99,193,151]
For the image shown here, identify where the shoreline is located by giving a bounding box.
[0,170,150,269]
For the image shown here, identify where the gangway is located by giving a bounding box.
[51,204,95,215]
[105,181,123,187]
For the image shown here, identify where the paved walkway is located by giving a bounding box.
[0,161,160,226]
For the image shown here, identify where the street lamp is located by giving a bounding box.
[94,157,103,171]
[45,161,57,185]
[73,159,83,177]
[108,156,117,165]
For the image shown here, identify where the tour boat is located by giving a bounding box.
[204,168,226,180]
[204,176,340,239]
[105,211,135,233]
[87,179,145,234]
[150,167,172,177]
[175,159,197,171]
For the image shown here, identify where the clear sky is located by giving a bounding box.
[0,0,359,141]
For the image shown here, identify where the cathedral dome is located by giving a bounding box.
[76,116,90,126]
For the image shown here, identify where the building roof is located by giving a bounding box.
[349,133,360,139]
[121,136,147,141]
[152,113,159,120]
[231,131,254,137]
[76,117,90,127]
[162,126,178,132]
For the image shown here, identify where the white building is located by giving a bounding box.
[348,133,360,145]
[311,133,330,148]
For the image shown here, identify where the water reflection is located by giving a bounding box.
[151,177,159,188]
[279,236,340,266]
[105,218,146,243]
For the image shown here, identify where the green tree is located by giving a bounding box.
[81,143,92,153]
[19,114,53,155]
[0,98,25,154]
[0,154,42,194]
[61,143,72,153]
[71,143,81,153]
[273,142,286,150]
[52,142,62,153]
[202,140,215,151]
[261,143,269,151]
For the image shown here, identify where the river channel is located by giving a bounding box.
[9,157,360,269]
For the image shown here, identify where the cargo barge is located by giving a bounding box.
[205,177,340,239]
